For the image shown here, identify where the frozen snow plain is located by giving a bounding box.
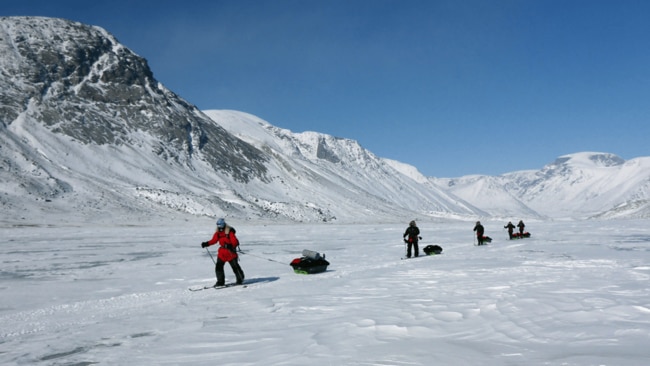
[1,219,649,365]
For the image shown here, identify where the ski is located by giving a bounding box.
[188,277,278,291]
[213,284,247,290]
[401,255,437,260]
[189,283,247,292]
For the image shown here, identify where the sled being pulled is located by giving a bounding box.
[290,249,330,274]
[511,232,531,239]
[477,236,492,245]
[423,244,443,255]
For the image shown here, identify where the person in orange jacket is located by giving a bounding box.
[201,218,245,287]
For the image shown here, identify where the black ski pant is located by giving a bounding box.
[215,258,245,285]
[407,242,419,258]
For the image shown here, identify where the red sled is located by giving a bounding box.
[511,232,531,239]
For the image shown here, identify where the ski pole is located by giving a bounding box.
[205,247,216,265]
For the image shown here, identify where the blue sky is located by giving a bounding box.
[4,0,650,177]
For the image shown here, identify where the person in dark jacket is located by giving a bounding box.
[504,221,515,239]
[517,220,526,236]
[403,220,421,258]
[201,218,245,287]
[473,221,486,245]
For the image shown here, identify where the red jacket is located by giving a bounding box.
[206,226,239,262]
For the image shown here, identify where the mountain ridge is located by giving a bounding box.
[1,16,649,225]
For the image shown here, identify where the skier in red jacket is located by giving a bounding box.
[201,218,245,287]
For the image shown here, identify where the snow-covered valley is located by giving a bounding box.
[2,219,649,365]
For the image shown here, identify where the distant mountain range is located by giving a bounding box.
[1,16,649,225]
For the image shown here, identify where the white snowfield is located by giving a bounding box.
[1,219,649,365]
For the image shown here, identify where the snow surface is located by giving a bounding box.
[2,219,649,365]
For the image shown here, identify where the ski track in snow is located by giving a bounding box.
[1,220,650,365]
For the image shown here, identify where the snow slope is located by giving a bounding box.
[204,110,478,221]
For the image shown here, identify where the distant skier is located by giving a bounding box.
[201,218,245,287]
[473,221,486,245]
[504,221,515,239]
[403,220,421,258]
[517,220,526,236]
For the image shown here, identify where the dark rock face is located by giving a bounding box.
[0,16,267,183]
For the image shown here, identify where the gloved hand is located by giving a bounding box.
[201,242,209,248]
[419,236,422,240]
[403,239,408,244]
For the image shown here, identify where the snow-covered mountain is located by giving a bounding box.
[520,152,650,219]
[0,16,473,225]
[436,152,650,220]
[0,16,271,224]
[1,16,648,225]
[203,110,478,221]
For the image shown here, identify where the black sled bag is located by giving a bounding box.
[423,245,443,255]
[290,249,329,274]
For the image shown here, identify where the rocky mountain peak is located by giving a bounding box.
[0,16,267,183]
